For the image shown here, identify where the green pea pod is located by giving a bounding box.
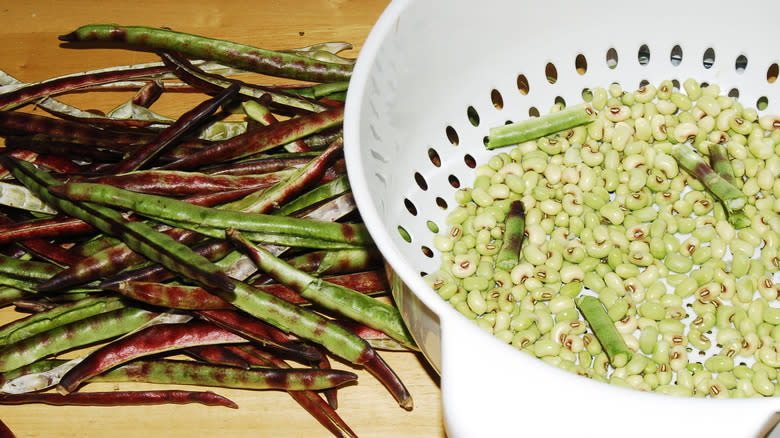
[0,307,158,373]
[59,24,353,83]
[95,359,357,392]
[50,181,373,247]
[0,296,126,346]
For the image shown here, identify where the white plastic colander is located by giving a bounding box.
[344,1,780,437]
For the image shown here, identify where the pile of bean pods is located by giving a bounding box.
[426,78,780,398]
[0,24,417,438]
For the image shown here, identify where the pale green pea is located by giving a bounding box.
[585,241,611,259]
[687,328,712,351]
[690,265,714,287]
[599,203,625,225]
[691,246,712,265]
[645,169,670,193]
[579,256,600,273]
[454,301,477,319]
[753,363,778,381]
[683,78,702,99]
[466,290,488,315]
[555,308,580,322]
[735,378,757,398]
[578,350,593,368]
[762,307,780,326]
[511,328,540,349]
[581,149,605,167]
[510,310,536,331]
[752,369,775,396]
[473,175,492,191]
[639,325,659,354]
[607,299,629,322]
[625,354,648,376]
[534,308,554,334]
[531,287,555,302]
[438,283,459,300]
[638,302,666,321]
[649,238,666,260]
[493,330,513,344]
[475,318,494,333]
[615,264,640,279]
[645,282,667,302]
[716,305,737,329]
[533,339,560,357]
[531,186,554,201]
[735,276,755,303]
[691,312,716,333]
[659,318,685,335]
[539,217,554,234]
[598,288,619,309]
[522,245,547,266]
[675,217,696,234]
[669,345,688,371]
[475,258,493,279]
[595,263,612,278]
[471,187,493,207]
[665,253,693,273]
[606,248,624,270]
[734,364,753,380]
[668,92,692,111]
[696,95,721,117]
[627,168,647,192]
[750,310,770,335]
[463,276,489,292]
[716,372,738,390]
[652,340,671,365]
[583,192,607,210]
[447,206,470,225]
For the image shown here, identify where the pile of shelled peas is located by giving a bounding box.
[424,78,780,398]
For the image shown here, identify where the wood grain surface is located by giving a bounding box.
[0,1,446,437]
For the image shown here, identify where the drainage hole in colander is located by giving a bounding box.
[545,62,557,84]
[448,174,460,188]
[463,154,476,168]
[575,54,587,75]
[637,44,650,65]
[420,246,433,258]
[413,172,428,191]
[758,95,769,111]
[467,106,480,126]
[435,197,447,210]
[735,54,748,73]
[768,63,778,82]
[606,47,618,69]
[427,147,441,167]
[528,106,540,118]
[403,198,417,216]
[491,89,504,109]
[517,74,530,95]
[554,96,566,107]
[396,225,410,243]
[426,220,439,234]
[444,126,459,147]
[670,44,683,65]
[703,47,715,69]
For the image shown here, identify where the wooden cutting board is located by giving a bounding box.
[0,1,445,436]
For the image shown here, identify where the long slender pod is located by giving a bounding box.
[58,24,353,83]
